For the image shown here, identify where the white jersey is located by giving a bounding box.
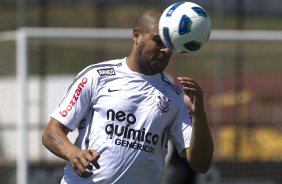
[51,58,193,184]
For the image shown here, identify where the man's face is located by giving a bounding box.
[135,26,173,75]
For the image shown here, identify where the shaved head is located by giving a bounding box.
[134,9,162,34]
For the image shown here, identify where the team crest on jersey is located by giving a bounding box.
[97,68,116,76]
[156,94,170,113]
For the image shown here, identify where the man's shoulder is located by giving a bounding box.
[77,58,125,78]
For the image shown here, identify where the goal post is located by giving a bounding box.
[0,27,282,184]
[16,29,28,184]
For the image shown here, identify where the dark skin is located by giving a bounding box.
[42,9,213,178]
[42,118,100,178]
[127,27,172,75]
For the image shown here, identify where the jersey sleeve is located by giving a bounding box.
[170,103,193,157]
[50,70,96,130]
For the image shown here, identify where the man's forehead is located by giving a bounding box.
[141,25,160,37]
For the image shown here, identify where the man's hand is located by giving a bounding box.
[70,149,101,178]
[177,77,204,115]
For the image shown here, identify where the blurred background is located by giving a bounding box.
[0,0,282,184]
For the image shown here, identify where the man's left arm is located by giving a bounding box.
[185,110,213,173]
[177,77,214,173]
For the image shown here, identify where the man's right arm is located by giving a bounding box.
[42,118,76,160]
[42,118,100,178]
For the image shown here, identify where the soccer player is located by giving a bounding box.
[42,8,213,184]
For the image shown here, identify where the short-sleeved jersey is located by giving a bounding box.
[51,58,193,184]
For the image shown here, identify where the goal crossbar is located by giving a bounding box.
[1,28,282,41]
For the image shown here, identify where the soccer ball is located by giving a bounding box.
[159,1,211,54]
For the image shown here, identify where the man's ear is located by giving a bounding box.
[133,28,141,44]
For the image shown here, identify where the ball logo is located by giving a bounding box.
[157,94,170,113]
[166,1,185,17]
[192,7,208,18]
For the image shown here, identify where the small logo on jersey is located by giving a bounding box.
[157,94,170,113]
[108,88,121,92]
[97,68,116,76]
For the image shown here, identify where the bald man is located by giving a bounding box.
[42,9,213,184]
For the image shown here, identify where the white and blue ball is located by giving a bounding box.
[159,1,211,54]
